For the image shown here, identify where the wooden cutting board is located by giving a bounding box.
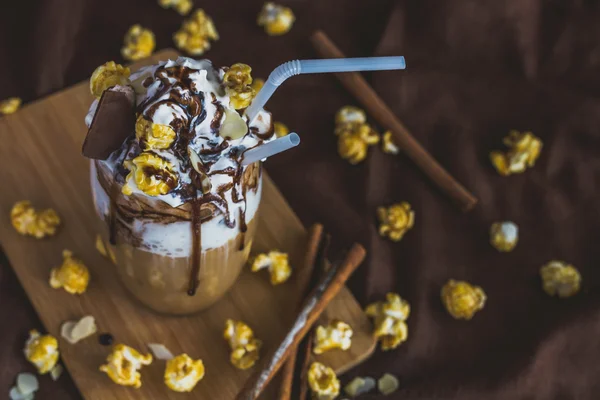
[0,49,376,399]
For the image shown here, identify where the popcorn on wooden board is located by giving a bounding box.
[490,130,542,176]
[24,330,59,374]
[89,61,131,99]
[313,319,353,354]
[164,353,205,392]
[0,97,22,115]
[158,0,192,15]
[377,202,415,242]
[365,293,410,351]
[250,250,292,285]
[11,201,60,239]
[273,121,289,138]
[99,344,152,388]
[121,25,156,61]
[490,221,518,252]
[308,362,340,400]
[382,131,400,155]
[223,63,256,110]
[122,152,179,196]
[135,115,177,150]
[173,9,219,56]
[224,319,262,370]
[441,279,486,320]
[257,2,295,36]
[49,250,90,295]
[540,261,581,298]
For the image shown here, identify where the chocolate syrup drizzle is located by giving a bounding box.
[107,63,265,297]
[188,199,202,296]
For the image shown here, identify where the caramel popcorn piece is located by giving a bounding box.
[490,130,543,176]
[223,63,256,110]
[337,126,380,164]
[136,115,177,150]
[224,319,262,370]
[49,250,90,295]
[158,0,192,15]
[122,152,179,196]
[313,320,353,355]
[441,279,486,320]
[308,362,340,400]
[0,97,22,115]
[490,221,518,252]
[273,121,289,138]
[365,293,410,351]
[24,330,59,374]
[164,353,205,392]
[121,25,155,61]
[377,202,415,242]
[100,344,152,388]
[257,2,295,36]
[173,9,219,56]
[90,62,131,99]
[11,201,60,239]
[335,106,379,164]
[382,131,400,155]
[335,105,367,127]
[251,250,292,285]
[540,261,581,298]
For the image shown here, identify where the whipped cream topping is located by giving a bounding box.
[86,57,274,255]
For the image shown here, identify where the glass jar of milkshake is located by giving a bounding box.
[85,57,274,315]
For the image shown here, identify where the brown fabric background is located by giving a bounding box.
[2,0,600,398]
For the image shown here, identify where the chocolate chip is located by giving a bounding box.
[98,333,114,346]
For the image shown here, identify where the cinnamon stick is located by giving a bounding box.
[236,243,366,400]
[310,30,478,212]
[298,330,315,400]
[278,224,325,400]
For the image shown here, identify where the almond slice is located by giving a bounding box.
[361,377,376,395]
[220,109,248,140]
[344,377,365,397]
[9,386,27,400]
[70,316,97,342]
[377,373,399,396]
[16,373,38,396]
[61,316,97,344]
[147,343,174,360]
[187,147,212,193]
[60,321,78,344]
[50,364,63,381]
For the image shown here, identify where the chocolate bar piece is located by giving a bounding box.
[82,89,135,160]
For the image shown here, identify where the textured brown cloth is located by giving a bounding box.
[2,0,600,399]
